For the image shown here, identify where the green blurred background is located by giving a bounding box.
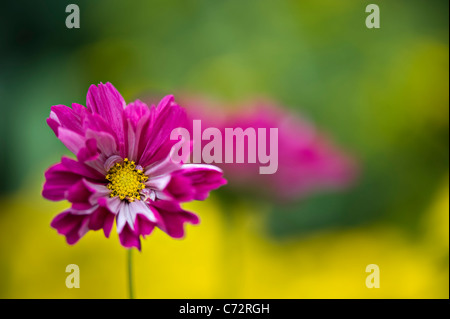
[0,0,448,298]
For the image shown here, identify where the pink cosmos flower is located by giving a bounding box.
[182,96,358,201]
[224,102,358,200]
[42,83,226,250]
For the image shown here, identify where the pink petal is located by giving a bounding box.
[124,100,152,162]
[166,164,227,202]
[144,148,183,178]
[66,180,93,210]
[135,214,156,238]
[77,138,99,163]
[115,200,157,233]
[56,127,86,156]
[48,103,88,136]
[86,82,126,155]
[138,95,188,167]
[98,196,122,214]
[152,201,200,238]
[124,100,151,129]
[117,206,159,250]
[88,206,115,237]
[51,210,90,245]
[42,163,84,201]
[118,224,141,250]
[85,129,118,158]
[83,112,120,144]
[82,180,110,206]
[60,156,104,181]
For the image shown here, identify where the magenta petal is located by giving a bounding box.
[47,117,61,137]
[117,206,158,250]
[156,95,175,111]
[66,180,93,210]
[48,104,87,136]
[42,163,83,201]
[51,211,90,245]
[167,164,227,202]
[60,156,104,181]
[152,201,200,238]
[144,150,182,179]
[164,174,193,201]
[86,82,126,154]
[136,214,155,238]
[98,196,122,215]
[85,129,118,158]
[42,155,108,202]
[139,95,188,167]
[77,138,99,163]
[83,112,120,142]
[102,213,115,238]
[57,127,86,156]
[88,206,108,230]
[95,198,118,238]
[88,206,115,238]
[124,100,151,129]
[118,224,141,250]
[124,100,151,161]
[71,103,87,115]
[51,211,77,234]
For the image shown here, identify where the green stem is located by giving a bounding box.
[127,249,135,299]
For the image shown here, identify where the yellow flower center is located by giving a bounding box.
[106,158,148,202]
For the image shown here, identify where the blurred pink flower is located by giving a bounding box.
[43,83,226,250]
[182,97,358,201]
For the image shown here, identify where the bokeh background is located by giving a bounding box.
[0,0,448,298]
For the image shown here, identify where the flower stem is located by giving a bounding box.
[127,249,135,299]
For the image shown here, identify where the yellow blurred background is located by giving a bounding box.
[0,176,447,298]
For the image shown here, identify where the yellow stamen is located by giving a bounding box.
[105,159,148,202]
